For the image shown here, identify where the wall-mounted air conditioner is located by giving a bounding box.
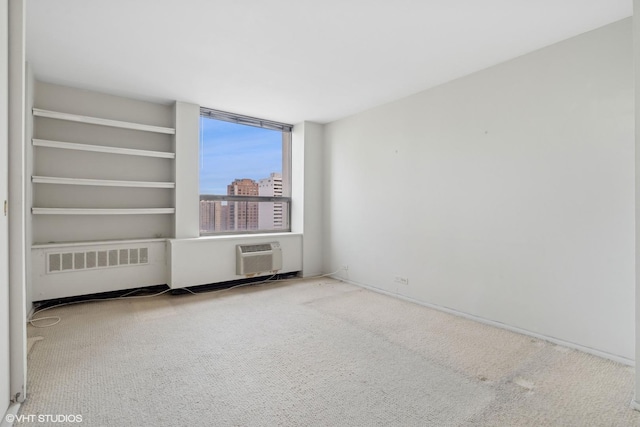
[236,242,282,276]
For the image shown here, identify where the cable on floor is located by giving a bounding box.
[27,269,343,328]
[27,288,173,328]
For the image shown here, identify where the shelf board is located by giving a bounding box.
[33,108,176,135]
[32,208,176,215]
[33,139,175,159]
[32,176,175,189]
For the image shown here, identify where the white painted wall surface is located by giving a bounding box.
[0,0,10,415]
[324,19,635,361]
[168,233,302,288]
[292,122,324,277]
[291,124,304,234]
[633,0,640,406]
[24,63,33,311]
[8,0,27,402]
[173,101,199,238]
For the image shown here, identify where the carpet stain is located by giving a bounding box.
[513,377,535,391]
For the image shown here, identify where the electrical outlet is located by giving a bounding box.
[394,276,409,285]
[342,265,349,272]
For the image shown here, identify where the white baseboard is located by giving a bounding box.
[332,276,634,367]
[630,399,640,412]
[1,402,21,427]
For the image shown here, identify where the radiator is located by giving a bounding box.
[47,247,149,274]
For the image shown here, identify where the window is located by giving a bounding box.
[199,108,292,235]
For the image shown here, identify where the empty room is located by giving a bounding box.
[3,0,640,425]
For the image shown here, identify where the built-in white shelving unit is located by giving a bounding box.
[29,82,178,301]
[32,95,176,244]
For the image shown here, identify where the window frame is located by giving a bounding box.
[199,107,293,236]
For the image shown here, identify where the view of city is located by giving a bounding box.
[199,117,286,233]
[200,173,285,232]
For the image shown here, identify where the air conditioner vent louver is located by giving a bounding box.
[236,242,282,276]
[46,247,149,274]
[241,244,273,253]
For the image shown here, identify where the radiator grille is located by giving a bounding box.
[98,251,108,267]
[46,247,149,274]
[108,250,118,266]
[119,249,129,265]
[61,253,73,271]
[86,251,96,268]
[48,253,61,272]
[74,252,85,269]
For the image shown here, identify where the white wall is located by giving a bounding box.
[633,0,640,406]
[24,62,33,311]
[0,0,10,415]
[173,101,199,238]
[292,122,324,277]
[324,19,635,361]
[8,0,27,402]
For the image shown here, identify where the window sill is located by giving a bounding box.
[173,231,302,243]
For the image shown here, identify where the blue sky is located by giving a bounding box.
[199,117,282,195]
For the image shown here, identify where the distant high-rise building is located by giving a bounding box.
[258,173,283,230]
[227,178,259,231]
[199,200,227,233]
[200,200,214,232]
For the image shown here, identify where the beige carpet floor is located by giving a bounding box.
[17,278,640,426]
